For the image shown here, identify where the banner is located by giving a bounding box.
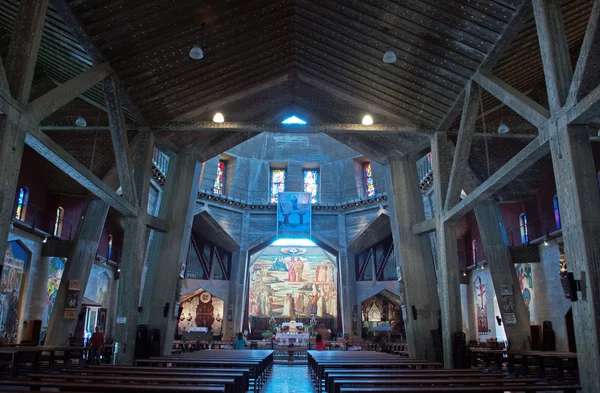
[277,192,311,238]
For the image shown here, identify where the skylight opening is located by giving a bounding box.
[281,116,307,125]
[271,238,316,247]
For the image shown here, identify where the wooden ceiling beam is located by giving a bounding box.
[27,62,112,122]
[473,69,550,129]
[445,81,480,211]
[25,127,138,217]
[155,121,426,134]
[103,74,138,206]
[444,133,550,222]
[5,0,49,104]
[175,73,291,121]
[533,0,573,114]
[567,0,600,106]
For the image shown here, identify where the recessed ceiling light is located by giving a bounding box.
[497,121,509,134]
[213,112,224,123]
[382,51,397,64]
[362,115,373,126]
[189,45,204,60]
[75,116,87,127]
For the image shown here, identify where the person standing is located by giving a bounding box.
[233,332,246,350]
[89,327,104,365]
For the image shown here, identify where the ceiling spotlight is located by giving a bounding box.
[544,240,549,246]
[497,121,509,134]
[189,45,204,60]
[362,115,374,126]
[382,51,397,64]
[463,271,467,277]
[213,112,224,123]
[75,116,87,127]
[43,237,48,244]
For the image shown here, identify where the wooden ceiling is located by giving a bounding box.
[0,0,596,202]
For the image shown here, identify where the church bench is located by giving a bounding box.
[323,371,505,393]
[330,376,543,393]
[0,380,226,393]
[27,373,238,393]
[60,369,246,393]
[338,385,581,393]
[71,366,249,391]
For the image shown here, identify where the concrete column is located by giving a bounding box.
[230,210,250,334]
[45,198,110,345]
[431,132,462,368]
[338,214,355,336]
[113,131,154,364]
[549,122,600,392]
[0,113,28,265]
[144,152,201,355]
[386,157,440,359]
[473,201,531,349]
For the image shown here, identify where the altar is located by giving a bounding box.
[274,333,310,343]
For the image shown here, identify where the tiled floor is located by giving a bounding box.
[263,365,316,393]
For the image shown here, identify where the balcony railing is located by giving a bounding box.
[13,204,76,241]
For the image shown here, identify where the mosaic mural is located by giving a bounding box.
[0,241,29,343]
[42,257,65,329]
[249,243,337,318]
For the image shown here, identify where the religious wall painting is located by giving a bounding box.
[249,243,337,319]
[42,257,65,329]
[0,241,30,343]
[277,192,311,238]
[474,275,489,336]
[516,263,534,315]
[96,272,110,307]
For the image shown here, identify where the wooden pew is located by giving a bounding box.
[0,380,226,393]
[26,373,238,393]
[338,386,581,392]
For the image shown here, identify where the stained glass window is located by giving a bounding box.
[553,195,561,230]
[519,213,529,244]
[363,162,375,197]
[54,207,64,237]
[213,160,226,195]
[107,234,113,261]
[270,169,286,203]
[15,187,29,221]
[472,239,478,264]
[303,169,319,204]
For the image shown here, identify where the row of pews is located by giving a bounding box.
[0,349,273,393]
[308,350,582,393]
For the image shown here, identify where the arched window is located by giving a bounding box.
[553,195,561,230]
[15,187,29,221]
[107,234,113,261]
[519,213,529,244]
[472,239,478,264]
[54,206,64,237]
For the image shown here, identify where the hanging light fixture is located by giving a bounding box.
[382,51,397,64]
[189,45,204,60]
[213,112,224,123]
[75,116,87,127]
[497,121,509,134]
[362,115,374,126]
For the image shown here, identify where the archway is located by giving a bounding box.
[360,289,404,341]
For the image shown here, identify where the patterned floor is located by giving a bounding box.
[263,365,315,393]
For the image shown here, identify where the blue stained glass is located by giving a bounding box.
[303,169,319,204]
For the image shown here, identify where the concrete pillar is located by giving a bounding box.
[386,157,440,360]
[337,214,355,336]
[45,198,110,345]
[549,122,600,392]
[431,132,462,368]
[113,131,154,364]
[144,152,201,355]
[0,113,28,266]
[473,201,531,349]
[230,211,250,334]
